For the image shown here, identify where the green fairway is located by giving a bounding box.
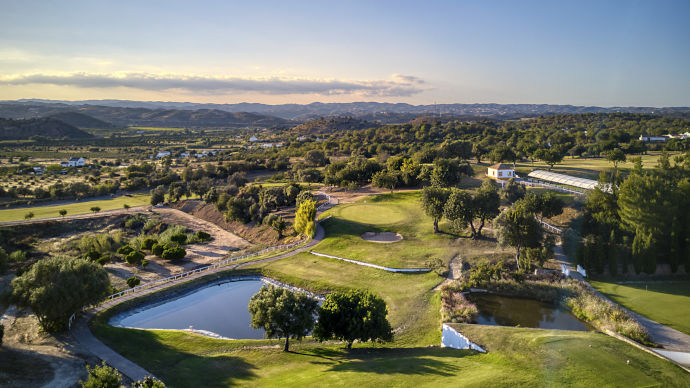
[316,192,509,268]
[0,194,150,222]
[590,280,690,335]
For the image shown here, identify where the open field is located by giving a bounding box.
[128,126,185,132]
[590,280,690,335]
[511,152,677,179]
[316,191,510,268]
[0,194,150,221]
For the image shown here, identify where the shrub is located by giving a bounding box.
[9,250,27,263]
[169,233,187,244]
[125,251,144,265]
[132,376,166,388]
[440,287,478,323]
[196,231,211,241]
[117,245,134,255]
[425,257,448,276]
[141,237,157,251]
[126,276,141,288]
[125,214,147,229]
[79,361,122,388]
[161,246,186,261]
[141,259,149,267]
[84,250,101,262]
[151,243,164,256]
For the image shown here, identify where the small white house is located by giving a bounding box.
[32,166,46,175]
[156,151,171,159]
[249,136,259,142]
[487,163,514,180]
[67,157,85,167]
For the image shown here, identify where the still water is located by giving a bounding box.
[111,280,267,339]
[468,293,591,331]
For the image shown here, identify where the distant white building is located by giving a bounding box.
[260,143,274,148]
[249,136,259,142]
[67,157,85,167]
[156,151,171,159]
[487,163,515,180]
[639,135,668,142]
[32,166,46,175]
[180,152,190,158]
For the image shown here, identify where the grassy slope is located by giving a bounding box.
[316,191,509,268]
[590,280,690,335]
[511,152,673,179]
[0,194,150,221]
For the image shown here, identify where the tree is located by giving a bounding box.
[431,158,473,187]
[24,212,34,220]
[8,257,110,332]
[493,201,543,270]
[248,285,318,352]
[472,180,501,238]
[132,376,166,388]
[605,148,627,172]
[264,214,287,239]
[126,276,141,288]
[90,206,101,214]
[79,362,122,388]
[443,189,475,235]
[150,185,166,206]
[294,198,316,238]
[314,290,393,350]
[489,145,516,164]
[421,186,449,233]
[59,209,67,217]
[304,149,328,167]
[533,148,564,170]
[371,170,399,192]
[161,245,186,260]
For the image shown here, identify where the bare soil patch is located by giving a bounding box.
[361,231,403,243]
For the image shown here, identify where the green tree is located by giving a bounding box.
[605,148,627,172]
[294,198,316,238]
[443,189,475,235]
[8,258,110,332]
[534,148,564,170]
[500,179,526,203]
[430,158,473,187]
[248,285,318,352]
[371,170,399,193]
[131,376,166,388]
[493,201,543,269]
[24,212,34,220]
[59,209,67,217]
[150,185,166,206]
[314,289,393,350]
[90,206,101,214]
[420,186,449,233]
[79,362,122,388]
[472,180,501,238]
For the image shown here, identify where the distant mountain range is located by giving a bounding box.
[0,117,93,140]
[7,99,690,121]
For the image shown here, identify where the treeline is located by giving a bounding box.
[565,151,690,274]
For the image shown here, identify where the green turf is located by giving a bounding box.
[128,126,185,131]
[0,194,150,222]
[590,280,690,335]
[316,192,508,268]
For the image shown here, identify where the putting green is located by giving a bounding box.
[336,203,407,225]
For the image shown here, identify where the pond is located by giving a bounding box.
[467,293,591,331]
[111,279,269,339]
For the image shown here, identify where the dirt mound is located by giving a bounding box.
[360,231,403,243]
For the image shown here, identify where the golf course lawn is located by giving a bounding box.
[590,280,690,335]
[0,194,150,222]
[316,191,511,268]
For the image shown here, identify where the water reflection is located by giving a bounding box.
[467,294,590,331]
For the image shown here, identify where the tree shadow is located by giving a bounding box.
[321,217,383,239]
[311,347,474,376]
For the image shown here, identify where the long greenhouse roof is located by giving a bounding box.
[527,170,600,190]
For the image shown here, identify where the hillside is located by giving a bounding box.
[292,116,379,134]
[0,118,93,140]
[47,112,115,129]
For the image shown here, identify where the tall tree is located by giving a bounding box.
[443,189,475,236]
[8,257,110,332]
[472,180,501,238]
[421,186,449,233]
[314,290,393,350]
[294,198,316,237]
[248,285,318,352]
[493,201,543,269]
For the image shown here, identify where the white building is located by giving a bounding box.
[487,163,515,180]
[639,135,668,142]
[249,136,259,142]
[156,151,171,159]
[67,157,85,167]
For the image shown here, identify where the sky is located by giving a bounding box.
[0,0,689,106]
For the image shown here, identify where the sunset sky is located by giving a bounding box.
[1,0,689,106]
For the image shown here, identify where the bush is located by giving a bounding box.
[132,376,166,388]
[125,251,144,265]
[126,276,141,288]
[151,243,164,256]
[79,361,122,388]
[9,250,27,263]
[141,259,149,267]
[84,250,101,262]
[161,246,186,261]
[440,287,478,323]
[425,258,448,276]
[117,245,134,255]
[196,231,211,241]
[141,237,157,251]
[169,233,187,244]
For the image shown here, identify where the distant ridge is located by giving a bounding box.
[9,99,690,120]
[48,112,115,129]
[0,117,93,140]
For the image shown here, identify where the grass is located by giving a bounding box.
[0,194,150,222]
[128,126,185,131]
[590,280,690,335]
[316,191,510,268]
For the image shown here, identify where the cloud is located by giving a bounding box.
[0,72,427,97]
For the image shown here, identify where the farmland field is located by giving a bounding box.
[0,194,150,221]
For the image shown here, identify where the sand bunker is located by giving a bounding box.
[360,231,403,243]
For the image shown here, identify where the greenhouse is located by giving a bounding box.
[526,170,602,191]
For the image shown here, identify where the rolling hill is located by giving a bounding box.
[0,118,93,140]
